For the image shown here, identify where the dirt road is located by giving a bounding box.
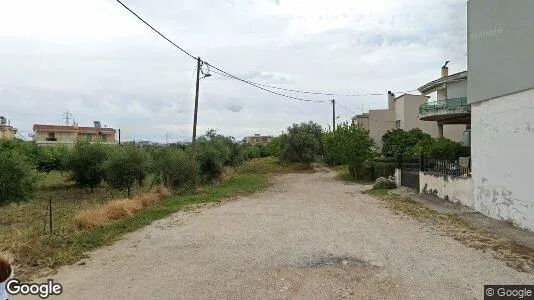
[19,169,533,299]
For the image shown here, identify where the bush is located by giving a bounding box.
[368,161,397,180]
[197,140,226,182]
[64,142,108,191]
[323,123,375,177]
[266,137,282,158]
[382,128,432,158]
[103,145,153,196]
[35,146,69,173]
[372,176,397,190]
[280,121,324,167]
[153,148,198,191]
[0,152,38,204]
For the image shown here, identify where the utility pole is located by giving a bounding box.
[331,99,336,131]
[118,129,121,145]
[191,57,202,162]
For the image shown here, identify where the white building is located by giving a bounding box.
[468,0,534,231]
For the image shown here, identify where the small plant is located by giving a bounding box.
[372,175,397,190]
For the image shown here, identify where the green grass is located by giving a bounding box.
[328,164,374,184]
[2,158,279,280]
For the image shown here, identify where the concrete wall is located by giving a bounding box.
[0,126,16,140]
[368,109,395,149]
[420,172,474,209]
[35,131,77,144]
[468,0,534,104]
[471,88,534,231]
[447,80,467,99]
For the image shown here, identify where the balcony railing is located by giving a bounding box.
[419,97,469,115]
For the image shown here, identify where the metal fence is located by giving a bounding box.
[419,97,469,114]
[421,156,471,178]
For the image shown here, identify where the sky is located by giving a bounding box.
[0,0,467,142]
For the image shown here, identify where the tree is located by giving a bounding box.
[152,148,197,191]
[265,136,282,158]
[103,145,152,197]
[280,121,324,168]
[0,151,38,204]
[381,128,432,158]
[323,123,375,177]
[64,142,108,191]
[411,137,470,160]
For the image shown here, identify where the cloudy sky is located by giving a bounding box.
[0,0,467,142]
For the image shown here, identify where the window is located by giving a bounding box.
[100,133,107,142]
[85,133,92,141]
[395,120,401,129]
[46,132,57,141]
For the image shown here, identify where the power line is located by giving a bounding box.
[210,69,327,103]
[114,0,420,102]
[115,0,196,60]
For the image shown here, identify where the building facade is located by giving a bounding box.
[418,67,470,144]
[0,116,17,140]
[468,0,534,231]
[33,121,117,146]
[243,134,271,145]
[353,90,464,150]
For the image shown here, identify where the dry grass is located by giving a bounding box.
[365,189,534,273]
[74,187,171,229]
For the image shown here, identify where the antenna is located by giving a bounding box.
[60,110,74,126]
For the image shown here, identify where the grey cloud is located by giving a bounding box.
[225,104,243,112]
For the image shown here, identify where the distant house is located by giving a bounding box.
[0,116,17,140]
[243,134,271,145]
[417,66,470,144]
[352,90,465,149]
[33,121,117,146]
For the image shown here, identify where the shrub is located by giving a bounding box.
[323,123,375,177]
[266,136,282,158]
[36,146,69,173]
[64,142,108,191]
[280,121,324,167]
[382,128,432,158]
[103,145,153,196]
[0,152,38,204]
[197,142,225,182]
[153,148,198,191]
[372,176,397,190]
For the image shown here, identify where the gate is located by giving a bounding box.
[400,156,420,190]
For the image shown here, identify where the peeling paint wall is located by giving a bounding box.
[471,88,534,231]
[419,172,474,208]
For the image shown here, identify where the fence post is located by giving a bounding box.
[48,198,52,234]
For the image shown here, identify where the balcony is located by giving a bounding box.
[418,97,471,124]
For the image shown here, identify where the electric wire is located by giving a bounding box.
[114,0,421,102]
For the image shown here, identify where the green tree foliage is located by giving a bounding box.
[0,151,38,204]
[265,136,282,158]
[152,148,198,191]
[411,137,470,160]
[103,145,153,196]
[381,128,432,158]
[64,142,108,191]
[323,123,375,177]
[280,121,324,167]
[35,146,69,173]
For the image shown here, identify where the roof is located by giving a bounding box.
[33,124,116,133]
[418,71,468,95]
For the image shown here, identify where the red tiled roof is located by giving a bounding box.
[33,124,116,133]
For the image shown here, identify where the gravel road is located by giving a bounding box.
[18,169,533,299]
